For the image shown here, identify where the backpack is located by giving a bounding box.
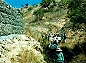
[55,52,64,61]
[49,43,58,50]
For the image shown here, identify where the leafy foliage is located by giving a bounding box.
[33,8,44,20]
[67,0,86,23]
[61,41,86,63]
[40,0,56,8]
[61,0,69,5]
[28,7,33,11]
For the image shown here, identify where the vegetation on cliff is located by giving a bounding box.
[9,0,86,63]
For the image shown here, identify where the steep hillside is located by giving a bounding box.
[21,2,69,41]
[59,21,86,63]
[22,0,86,63]
[0,0,85,63]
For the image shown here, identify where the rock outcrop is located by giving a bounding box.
[0,0,24,36]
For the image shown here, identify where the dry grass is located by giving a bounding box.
[69,54,86,63]
[19,49,36,63]
[16,48,45,63]
[22,5,86,63]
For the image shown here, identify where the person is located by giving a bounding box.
[56,34,61,43]
[55,48,64,63]
[53,38,59,45]
[49,44,58,59]
[48,33,52,41]
[48,42,58,59]
[63,33,67,43]
[49,43,58,50]
[45,33,48,39]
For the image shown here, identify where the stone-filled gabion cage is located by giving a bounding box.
[0,1,25,36]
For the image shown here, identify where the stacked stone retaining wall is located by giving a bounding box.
[0,1,24,36]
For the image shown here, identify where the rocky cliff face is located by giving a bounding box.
[0,1,24,36]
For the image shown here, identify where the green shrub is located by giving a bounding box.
[67,0,86,23]
[72,44,83,55]
[71,54,86,63]
[40,0,52,8]
[28,7,33,11]
[81,42,86,56]
[61,41,86,63]
[33,8,44,20]
[40,0,56,8]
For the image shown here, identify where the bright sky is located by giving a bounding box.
[4,0,42,8]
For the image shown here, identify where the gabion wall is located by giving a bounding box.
[0,1,24,36]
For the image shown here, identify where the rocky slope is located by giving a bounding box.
[21,0,86,63]
[0,0,24,36]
